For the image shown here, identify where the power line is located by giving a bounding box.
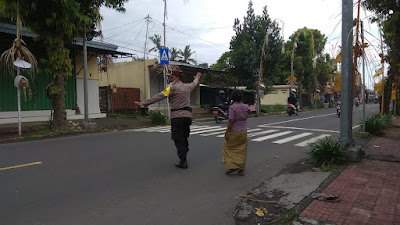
[151,17,230,49]
[103,18,145,40]
[102,18,145,32]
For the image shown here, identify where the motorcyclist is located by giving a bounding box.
[215,90,229,112]
[287,92,297,106]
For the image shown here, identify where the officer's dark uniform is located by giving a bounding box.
[142,70,200,168]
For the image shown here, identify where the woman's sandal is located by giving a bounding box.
[225,168,238,175]
[238,170,245,176]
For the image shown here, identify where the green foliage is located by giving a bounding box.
[149,34,162,53]
[230,2,285,89]
[328,101,334,108]
[280,208,298,220]
[206,51,236,86]
[178,45,196,64]
[261,104,286,112]
[308,137,346,167]
[316,100,325,109]
[149,110,167,125]
[362,113,392,136]
[321,161,335,172]
[289,28,327,94]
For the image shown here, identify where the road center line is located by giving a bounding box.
[258,113,337,127]
[0,161,43,171]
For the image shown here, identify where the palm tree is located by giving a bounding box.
[169,47,180,61]
[148,34,163,53]
[178,45,196,64]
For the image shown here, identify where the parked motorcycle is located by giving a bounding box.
[355,99,360,107]
[213,102,229,123]
[336,102,341,117]
[287,104,298,116]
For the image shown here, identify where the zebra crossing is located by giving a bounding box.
[131,125,333,147]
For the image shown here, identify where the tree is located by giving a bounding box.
[8,0,128,130]
[363,0,400,115]
[169,47,180,61]
[288,27,327,106]
[230,1,284,89]
[148,34,162,53]
[206,51,237,86]
[178,45,196,64]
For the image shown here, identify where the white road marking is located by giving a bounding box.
[215,128,263,137]
[272,132,313,144]
[191,127,225,134]
[260,126,339,133]
[248,129,278,137]
[295,134,331,147]
[200,130,226,136]
[133,126,170,132]
[252,131,293,142]
[258,113,337,127]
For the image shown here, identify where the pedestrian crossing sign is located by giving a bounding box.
[160,48,169,65]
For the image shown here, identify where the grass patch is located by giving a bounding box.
[107,112,145,119]
[321,161,336,172]
[94,125,106,133]
[280,208,298,220]
[308,137,346,167]
[261,104,286,112]
[361,113,392,136]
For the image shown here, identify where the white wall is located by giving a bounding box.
[76,78,101,114]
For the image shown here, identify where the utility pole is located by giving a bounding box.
[361,21,366,132]
[143,15,150,103]
[379,22,385,116]
[340,0,354,146]
[163,0,170,119]
[83,28,90,124]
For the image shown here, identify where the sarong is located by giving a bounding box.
[222,130,248,171]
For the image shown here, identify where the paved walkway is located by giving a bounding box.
[298,118,400,225]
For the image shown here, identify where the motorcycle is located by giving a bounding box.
[355,99,360,107]
[213,102,229,123]
[336,102,341,117]
[287,104,298,116]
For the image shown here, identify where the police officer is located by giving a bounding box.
[135,69,202,169]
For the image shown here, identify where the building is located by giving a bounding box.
[0,22,130,124]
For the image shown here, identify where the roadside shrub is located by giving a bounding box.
[328,101,334,108]
[149,110,167,125]
[362,113,392,136]
[317,101,325,109]
[308,137,346,167]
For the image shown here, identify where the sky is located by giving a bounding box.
[99,0,384,89]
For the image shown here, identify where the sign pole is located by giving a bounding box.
[16,69,21,136]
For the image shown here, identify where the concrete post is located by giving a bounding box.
[340,0,354,146]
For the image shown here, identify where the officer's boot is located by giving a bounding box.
[175,157,188,169]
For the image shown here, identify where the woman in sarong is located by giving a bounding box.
[222,89,249,176]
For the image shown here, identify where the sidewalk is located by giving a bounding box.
[296,118,400,225]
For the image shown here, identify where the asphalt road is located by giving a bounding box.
[0,104,379,225]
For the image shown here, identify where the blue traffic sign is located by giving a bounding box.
[160,48,169,65]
